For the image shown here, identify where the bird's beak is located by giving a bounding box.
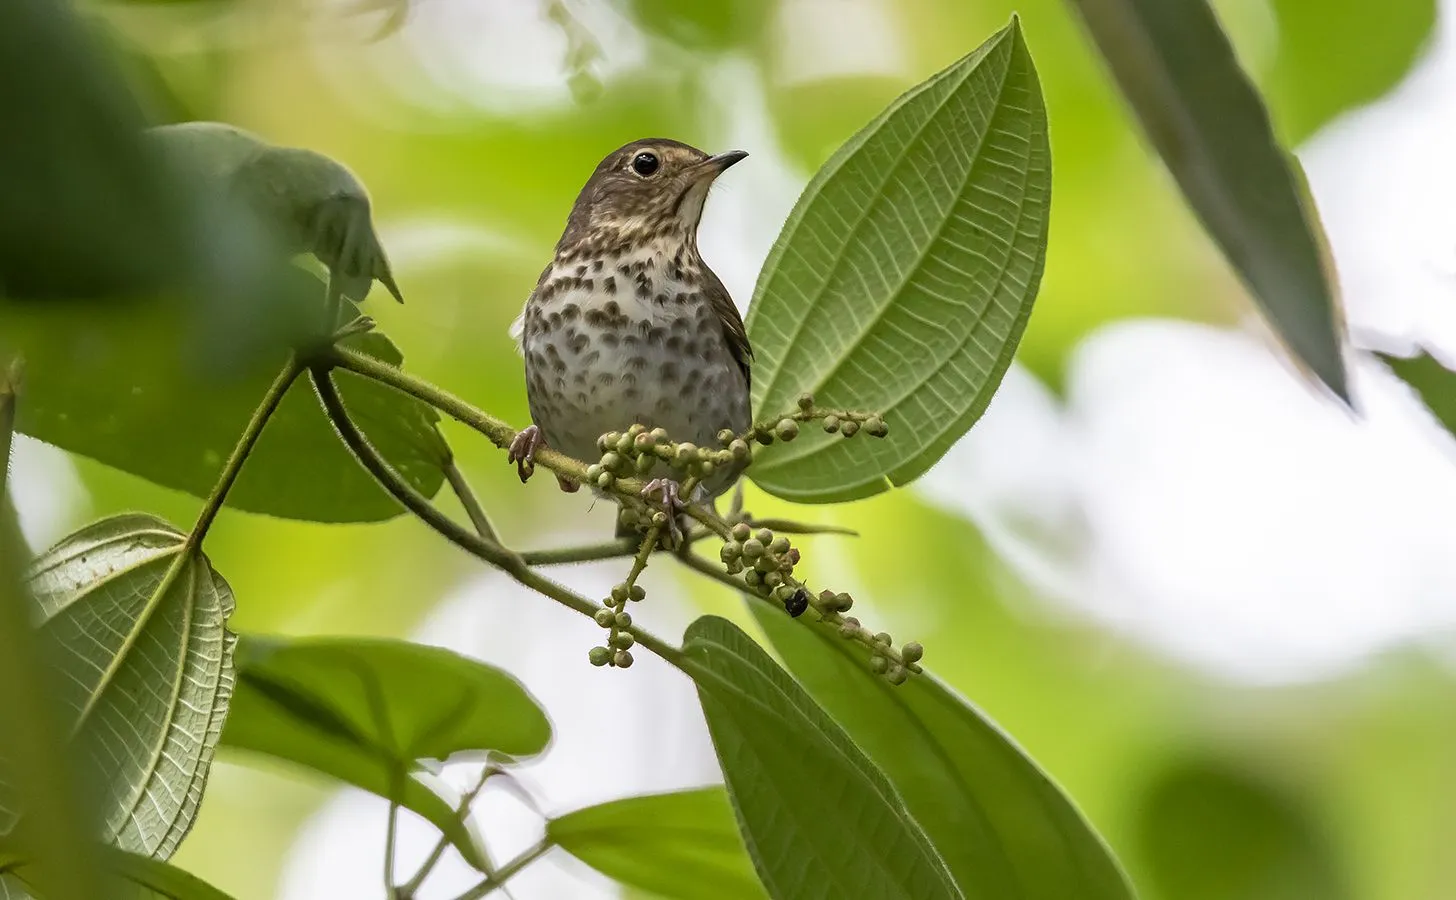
[702,150,749,176]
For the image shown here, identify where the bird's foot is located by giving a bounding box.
[641,478,687,547]
[507,425,544,484]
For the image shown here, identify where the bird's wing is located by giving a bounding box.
[703,267,753,393]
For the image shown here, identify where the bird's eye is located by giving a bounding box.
[630,152,660,177]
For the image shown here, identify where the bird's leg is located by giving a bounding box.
[641,478,687,546]
[507,425,544,484]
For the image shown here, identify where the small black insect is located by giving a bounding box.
[784,588,809,618]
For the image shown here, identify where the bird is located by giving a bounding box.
[508,138,752,533]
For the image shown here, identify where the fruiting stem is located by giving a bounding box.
[450,838,553,900]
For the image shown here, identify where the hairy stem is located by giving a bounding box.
[311,368,686,668]
[518,538,639,566]
[186,356,302,552]
[400,766,500,896]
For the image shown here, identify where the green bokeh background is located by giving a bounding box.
[19,0,1452,897]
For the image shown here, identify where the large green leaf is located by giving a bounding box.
[681,616,960,900]
[548,788,767,900]
[1380,351,1456,438]
[1,847,236,900]
[1,283,446,522]
[220,635,553,871]
[745,18,1050,503]
[749,605,1134,900]
[13,514,235,861]
[1067,0,1349,402]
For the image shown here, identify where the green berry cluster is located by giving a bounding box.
[826,597,924,685]
[588,579,646,669]
[720,523,808,617]
[746,394,889,447]
[589,423,750,490]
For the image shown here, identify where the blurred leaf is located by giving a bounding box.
[0,486,115,900]
[749,605,1134,900]
[220,635,553,871]
[746,19,1050,503]
[0,0,199,299]
[1068,0,1349,401]
[548,788,767,900]
[147,122,402,305]
[1,283,446,523]
[12,514,235,860]
[623,0,772,50]
[2,847,236,900]
[1380,351,1456,436]
[1132,757,1351,900]
[681,616,960,900]
[1265,0,1435,143]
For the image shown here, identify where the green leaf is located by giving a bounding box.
[147,122,402,305]
[14,514,236,860]
[220,635,553,871]
[1067,0,1349,402]
[1380,351,1456,436]
[0,0,195,299]
[681,616,960,900]
[745,18,1050,504]
[548,788,767,900]
[749,606,1134,900]
[0,503,116,900]
[2,847,238,900]
[1132,756,1352,900]
[1,285,446,523]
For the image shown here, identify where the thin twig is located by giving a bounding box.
[518,539,639,566]
[400,766,501,896]
[450,838,553,900]
[442,456,500,544]
[310,368,686,669]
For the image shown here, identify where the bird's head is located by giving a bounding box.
[558,138,747,254]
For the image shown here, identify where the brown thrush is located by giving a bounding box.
[509,138,753,530]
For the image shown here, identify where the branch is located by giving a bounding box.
[309,367,686,669]
[450,838,553,900]
[442,456,500,545]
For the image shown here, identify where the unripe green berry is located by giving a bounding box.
[731,523,752,541]
[730,439,751,459]
[635,453,655,473]
[776,418,799,442]
[629,584,646,602]
[769,536,791,554]
[797,392,814,411]
[763,571,783,588]
[726,559,744,574]
[635,432,655,451]
[601,452,622,471]
[869,656,889,675]
[839,616,861,637]
[901,642,924,663]
[874,632,892,646]
[649,427,669,443]
[616,434,634,454]
[627,423,645,437]
[596,471,614,489]
[718,428,735,445]
[741,538,765,559]
[866,416,889,438]
[744,570,762,587]
[823,415,840,433]
[611,632,635,650]
[720,544,742,564]
[835,592,853,611]
[588,646,612,667]
[819,589,837,605]
[586,464,604,481]
[754,555,775,573]
[841,420,860,437]
[698,460,716,477]
[773,584,795,602]
[594,609,615,627]
[615,611,632,628]
[602,431,622,450]
[756,528,773,545]
[611,583,630,603]
[886,665,909,685]
[614,650,634,668]
[618,508,640,527]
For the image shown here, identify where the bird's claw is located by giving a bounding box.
[507,425,543,484]
[641,478,686,546]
